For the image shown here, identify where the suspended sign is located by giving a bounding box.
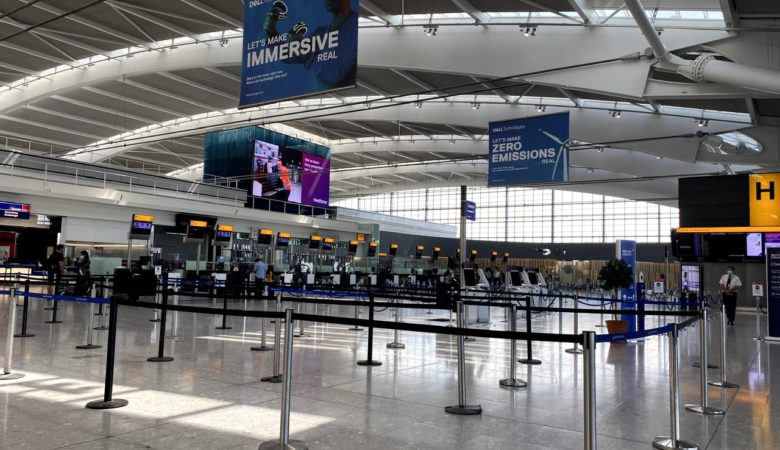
[488,112,570,186]
[465,201,476,221]
[0,202,30,220]
[240,0,360,108]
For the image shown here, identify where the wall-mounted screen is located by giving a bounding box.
[131,221,152,236]
[215,230,232,243]
[367,242,378,257]
[747,232,764,257]
[309,236,322,250]
[348,240,358,255]
[258,229,274,246]
[252,139,330,208]
[322,238,335,251]
[766,232,780,246]
[0,202,30,220]
[276,232,291,248]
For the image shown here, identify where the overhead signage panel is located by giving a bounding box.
[240,0,360,108]
[0,202,30,220]
[488,112,569,186]
[750,173,780,226]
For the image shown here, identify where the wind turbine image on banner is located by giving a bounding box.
[539,129,570,181]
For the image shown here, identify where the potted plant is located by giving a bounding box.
[597,259,634,336]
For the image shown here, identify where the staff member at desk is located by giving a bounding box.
[719,266,742,326]
[254,258,268,299]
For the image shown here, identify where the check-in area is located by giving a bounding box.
[2,1,780,450]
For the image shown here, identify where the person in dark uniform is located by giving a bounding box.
[47,244,65,295]
[719,266,742,326]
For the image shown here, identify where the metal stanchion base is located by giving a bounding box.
[348,327,363,331]
[76,344,102,350]
[294,333,304,338]
[753,336,764,341]
[357,360,382,366]
[519,358,542,365]
[444,404,482,415]
[464,337,476,342]
[94,326,108,331]
[149,318,160,322]
[499,378,527,388]
[44,307,54,311]
[164,336,183,341]
[251,346,273,352]
[86,399,129,410]
[258,439,309,450]
[147,356,174,362]
[14,333,35,338]
[0,373,25,380]
[708,380,740,389]
[594,324,605,328]
[652,437,699,450]
[215,326,233,330]
[691,362,719,369]
[44,320,63,324]
[565,347,584,355]
[260,375,283,383]
[684,404,725,415]
[387,342,406,349]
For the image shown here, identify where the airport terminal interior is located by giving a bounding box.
[2,1,780,449]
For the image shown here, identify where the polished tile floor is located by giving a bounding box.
[0,290,777,450]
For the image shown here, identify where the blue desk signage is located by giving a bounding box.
[488,112,569,186]
[240,0,359,108]
[0,202,30,220]
[617,239,637,333]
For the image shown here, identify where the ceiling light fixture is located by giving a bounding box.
[610,109,622,118]
[471,102,480,110]
[657,155,664,160]
[535,104,546,112]
[414,101,423,109]
[521,26,537,37]
[697,119,709,127]
[423,25,438,37]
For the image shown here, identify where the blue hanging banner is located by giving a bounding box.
[465,201,476,221]
[240,0,360,108]
[487,112,569,186]
[617,239,637,333]
[767,246,780,340]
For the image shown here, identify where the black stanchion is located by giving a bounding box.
[148,274,174,363]
[519,298,541,365]
[216,287,232,330]
[45,297,63,324]
[14,279,34,338]
[357,293,382,367]
[85,297,128,409]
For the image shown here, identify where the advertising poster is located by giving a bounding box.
[488,112,569,186]
[240,0,360,108]
[252,140,330,207]
[617,239,637,333]
[767,246,780,339]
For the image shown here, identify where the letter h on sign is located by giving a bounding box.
[757,181,775,201]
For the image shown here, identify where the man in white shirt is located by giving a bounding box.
[719,266,742,326]
[254,258,268,299]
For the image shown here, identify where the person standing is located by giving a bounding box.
[47,244,65,295]
[75,251,91,295]
[254,258,268,300]
[719,266,742,326]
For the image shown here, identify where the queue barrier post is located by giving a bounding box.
[45,292,63,324]
[499,304,527,389]
[566,295,584,355]
[709,302,739,389]
[216,285,232,330]
[258,308,308,450]
[357,293,382,366]
[463,301,476,342]
[519,297,541,365]
[149,288,161,323]
[753,295,764,341]
[294,303,305,337]
[387,298,406,349]
[148,274,174,363]
[165,283,182,340]
[0,285,24,380]
[444,301,482,416]
[685,309,724,416]
[15,279,34,338]
[251,294,272,352]
[653,325,699,450]
[583,331,596,450]
[261,292,283,383]
[76,284,101,350]
[558,293,564,334]
[85,296,128,409]
[348,299,363,331]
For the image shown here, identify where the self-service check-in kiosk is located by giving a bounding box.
[462,263,491,324]
[127,213,154,269]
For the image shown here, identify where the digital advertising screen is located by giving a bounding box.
[747,232,764,257]
[251,139,330,208]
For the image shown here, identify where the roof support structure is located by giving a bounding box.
[360,1,401,26]
[450,0,491,24]
[178,0,242,28]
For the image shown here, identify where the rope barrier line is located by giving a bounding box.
[119,298,584,345]
[24,291,110,304]
[596,324,675,343]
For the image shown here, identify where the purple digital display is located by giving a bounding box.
[215,230,232,240]
[301,154,330,207]
[132,221,152,230]
[766,233,780,246]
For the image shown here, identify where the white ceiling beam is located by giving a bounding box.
[567,0,597,25]
[107,3,159,44]
[360,1,401,26]
[389,173,417,183]
[0,42,77,68]
[0,17,116,57]
[718,0,738,28]
[557,87,583,107]
[342,120,392,140]
[0,129,77,150]
[152,142,200,166]
[81,86,185,117]
[517,0,582,23]
[446,124,475,138]
[470,76,512,103]
[50,95,157,125]
[746,98,758,124]
[24,105,126,132]
[27,1,159,50]
[364,176,393,186]
[338,179,371,189]
[0,115,102,141]
[120,79,217,111]
[0,61,40,77]
[157,72,236,100]
[390,69,450,101]
[420,172,446,181]
[107,1,205,42]
[178,0,242,28]
[389,151,418,162]
[450,0,491,24]
[397,121,432,138]
[331,156,360,167]
[203,67,240,83]
[358,80,392,97]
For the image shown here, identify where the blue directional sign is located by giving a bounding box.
[465,201,476,221]
[488,112,569,186]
